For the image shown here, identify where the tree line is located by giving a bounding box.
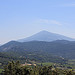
[0,61,75,75]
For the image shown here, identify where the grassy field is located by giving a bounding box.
[38,62,54,66]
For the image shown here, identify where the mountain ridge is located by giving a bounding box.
[0,40,75,59]
[0,31,75,63]
[18,30,75,42]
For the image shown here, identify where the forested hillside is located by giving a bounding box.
[0,40,75,59]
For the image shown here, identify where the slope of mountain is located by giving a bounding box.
[0,41,69,63]
[0,41,21,51]
[18,30,75,42]
[0,40,75,59]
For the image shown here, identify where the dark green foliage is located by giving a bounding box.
[0,40,75,59]
[0,52,27,69]
[2,61,75,75]
[0,41,70,64]
[3,61,58,75]
[0,51,67,67]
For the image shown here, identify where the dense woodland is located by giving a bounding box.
[0,51,67,69]
[0,61,75,75]
[0,40,75,59]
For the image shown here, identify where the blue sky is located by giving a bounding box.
[0,0,75,44]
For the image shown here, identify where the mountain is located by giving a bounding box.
[0,40,69,63]
[0,30,75,63]
[0,40,75,59]
[18,30,75,42]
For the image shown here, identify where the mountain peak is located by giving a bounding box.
[39,30,49,33]
[38,30,52,34]
[18,31,75,42]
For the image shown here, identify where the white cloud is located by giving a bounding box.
[38,19,62,25]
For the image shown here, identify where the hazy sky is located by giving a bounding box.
[0,0,75,44]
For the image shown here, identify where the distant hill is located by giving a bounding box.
[0,41,69,63]
[0,40,75,60]
[18,30,75,42]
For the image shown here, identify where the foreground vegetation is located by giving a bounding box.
[0,52,75,75]
[0,61,75,75]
